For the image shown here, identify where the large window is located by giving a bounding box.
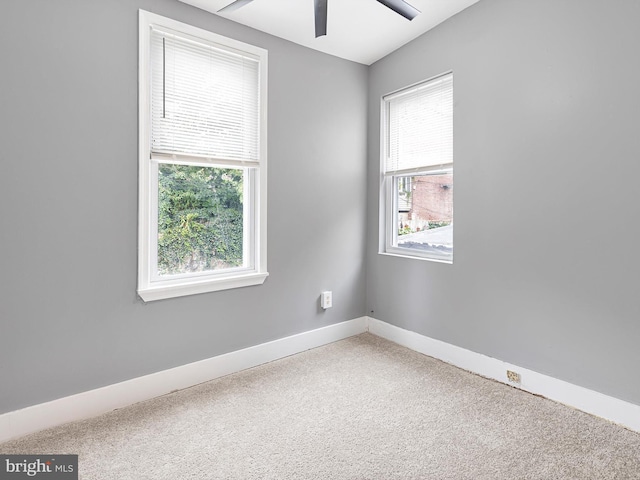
[138,11,268,301]
[381,72,453,263]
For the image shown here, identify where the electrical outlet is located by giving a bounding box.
[321,291,332,309]
[506,370,521,384]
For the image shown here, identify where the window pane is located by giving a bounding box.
[396,173,453,258]
[157,164,244,276]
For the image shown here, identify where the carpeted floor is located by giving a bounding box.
[2,333,640,479]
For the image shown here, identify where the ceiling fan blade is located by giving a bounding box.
[218,0,255,13]
[376,0,420,20]
[314,0,327,38]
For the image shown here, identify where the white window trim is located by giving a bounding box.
[379,72,453,264]
[137,10,268,302]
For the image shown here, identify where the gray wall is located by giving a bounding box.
[3,0,639,417]
[366,0,640,405]
[0,0,368,414]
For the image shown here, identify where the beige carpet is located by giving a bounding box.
[2,333,640,479]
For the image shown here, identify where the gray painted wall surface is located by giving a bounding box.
[366,0,640,405]
[3,0,640,417]
[0,0,368,414]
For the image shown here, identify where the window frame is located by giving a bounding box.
[379,72,453,264]
[138,10,268,302]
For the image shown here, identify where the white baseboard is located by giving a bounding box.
[367,317,640,433]
[0,317,368,444]
[4,316,638,444]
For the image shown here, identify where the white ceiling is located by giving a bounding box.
[178,0,481,65]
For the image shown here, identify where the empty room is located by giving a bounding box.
[1,0,639,478]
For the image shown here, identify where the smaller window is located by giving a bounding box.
[381,72,453,263]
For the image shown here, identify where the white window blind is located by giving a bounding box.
[150,27,261,163]
[384,73,453,175]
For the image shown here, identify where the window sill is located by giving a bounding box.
[379,250,453,264]
[138,271,269,302]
